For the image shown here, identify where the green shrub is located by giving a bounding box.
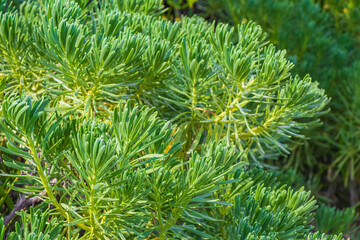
[0,0,329,156]
[0,0,342,239]
[183,0,360,207]
[0,94,340,239]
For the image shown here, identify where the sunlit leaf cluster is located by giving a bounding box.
[0,94,342,239]
[0,0,329,157]
[0,0,342,239]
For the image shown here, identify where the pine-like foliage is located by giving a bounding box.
[0,0,339,239]
[0,94,342,239]
[315,203,359,235]
[1,208,66,240]
[0,0,329,157]
[186,0,360,208]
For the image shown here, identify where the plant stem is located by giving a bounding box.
[28,140,102,238]
[89,180,97,238]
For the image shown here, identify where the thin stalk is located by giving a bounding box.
[28,139,102,238]
[89,180,97,238]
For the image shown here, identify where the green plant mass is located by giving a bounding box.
[0,0,357,239]
[184,0,360,207]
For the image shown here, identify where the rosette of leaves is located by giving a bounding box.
[0,94,346,239]
[0,0,329,159]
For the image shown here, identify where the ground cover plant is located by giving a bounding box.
[0,0,355,239]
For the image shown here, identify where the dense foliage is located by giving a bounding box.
[0,93,335,238]
[0,0,356,239]
[0,0,330,156]
[170,0,360,221]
